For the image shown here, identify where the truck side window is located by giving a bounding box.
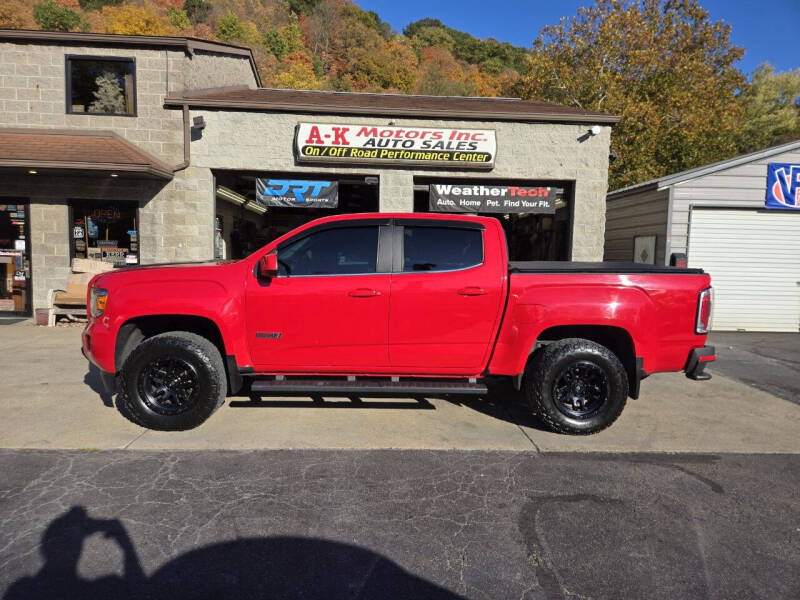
[278,226,379,276]
[403,227,482,272]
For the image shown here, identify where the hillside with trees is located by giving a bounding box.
[1,0,798,189]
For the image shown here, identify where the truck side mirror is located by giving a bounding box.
[259,252,279,278]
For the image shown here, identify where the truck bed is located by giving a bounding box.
[508,261,705,275]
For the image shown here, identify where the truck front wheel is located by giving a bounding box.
[120,332,226,431]
[524,338,628,435]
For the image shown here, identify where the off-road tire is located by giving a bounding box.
[120,332,226,431]
[524,338,628,435]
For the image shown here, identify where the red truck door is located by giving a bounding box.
[245,222,391,371]
[388,220,505,373]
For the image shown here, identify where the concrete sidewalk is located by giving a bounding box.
[1,321,798,453]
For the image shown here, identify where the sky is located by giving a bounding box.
[357,0,800,75]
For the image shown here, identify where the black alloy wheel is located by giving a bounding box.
[551,360,610,419]
[138,357,200,416]
[120,331,227,431]
[524,338,628,435]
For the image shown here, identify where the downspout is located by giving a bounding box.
[173,104,190,172]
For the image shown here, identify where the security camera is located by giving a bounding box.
[589,125,602,136]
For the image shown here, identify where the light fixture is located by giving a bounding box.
[588,125,602,136]
[28,169,37,174]
[110,173,119,178]
[216,185,247,206]
[244,201,267,215]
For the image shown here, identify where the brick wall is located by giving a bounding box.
[0,40,256,310]
[0,43,185,163]
[189,111,612,260]
[187,51,258,90]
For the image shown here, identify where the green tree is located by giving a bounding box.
[287,0,322,15]
[182,0,211,25]
[33,0,87,32]
[282,22,305,54]
[89,72,125,113]
[516,0,745,190]
[167,7,190,31]
[736,63,800,153]
[216,13,245,42]
[263,28,288,59]
[78,0,123,10]
[404,18,529,75]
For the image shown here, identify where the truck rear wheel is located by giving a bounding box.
[524,338,628,435]
[120,332,226,431]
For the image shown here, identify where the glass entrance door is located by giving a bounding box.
[0,200,31,316]
[69,200,139,267]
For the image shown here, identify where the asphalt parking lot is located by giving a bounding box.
[709,332,800,405]
[0,322,799,453]
[1,449,798,600]
[0,322,798,599]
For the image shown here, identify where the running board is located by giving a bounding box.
[249,379,488,396]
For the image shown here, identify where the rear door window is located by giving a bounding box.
[278,226,379,276]
[402,227,482,272]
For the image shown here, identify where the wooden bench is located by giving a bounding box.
[47,259,114,326]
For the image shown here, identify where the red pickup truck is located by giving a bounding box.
[82,213,715,434]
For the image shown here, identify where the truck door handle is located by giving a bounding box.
[348,288,381,297]
[458,287,486,296]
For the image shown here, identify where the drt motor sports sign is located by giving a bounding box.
[256,178,338,208]
[429,183,556,214]
[295,123,496,168]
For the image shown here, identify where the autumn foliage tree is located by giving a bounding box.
[32,0,87,31]
[735,64,800,154]
[515,0,746,189]
[100,1,173,35]
[3,0,796,190]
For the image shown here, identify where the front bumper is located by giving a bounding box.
[685,345,716,381]
[82,321,117,393]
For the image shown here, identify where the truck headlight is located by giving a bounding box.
[90,287,108,318]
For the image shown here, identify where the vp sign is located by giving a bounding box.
[766,163,800,209]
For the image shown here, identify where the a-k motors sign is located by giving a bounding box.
[430,183,556,213]
[295,123,496,168]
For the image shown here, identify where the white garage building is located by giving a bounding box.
[605,140,800,332]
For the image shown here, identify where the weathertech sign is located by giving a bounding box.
[430,183,556,213]
[295,123,496,168]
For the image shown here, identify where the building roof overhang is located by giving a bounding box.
[165,86,621,125]
[0,128,174,181]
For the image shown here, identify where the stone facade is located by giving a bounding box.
[0,33,614,313]
[190,111,612,261]
[0,37,257,310]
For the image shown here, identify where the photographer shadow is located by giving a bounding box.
[4,506,465,600]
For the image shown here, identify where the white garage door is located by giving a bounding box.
[687,208,800,332]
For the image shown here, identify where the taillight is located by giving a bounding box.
[696,287,712,334]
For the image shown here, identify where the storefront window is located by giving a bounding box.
[214,172,379,260]
[0,202,29,314]
[414,180,571,261]
[67,56,135,116]
[70,200,138,267]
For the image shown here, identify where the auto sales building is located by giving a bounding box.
[0,29,617,317]
[605,140,800,332]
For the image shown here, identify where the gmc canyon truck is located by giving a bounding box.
[82,213,715,434]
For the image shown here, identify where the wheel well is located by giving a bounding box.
[115,315,226,372]
[534,325,639,398]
